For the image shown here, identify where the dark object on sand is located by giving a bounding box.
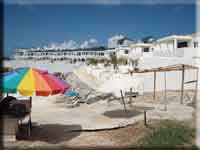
[0,96,27,118]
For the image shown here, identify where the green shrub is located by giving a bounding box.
[110,53,118,70]
[117,57,128,65]
[138,120,195,148]
[87,58,98,66]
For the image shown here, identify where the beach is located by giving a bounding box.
[3,90,196,148]
[2,57,200,148]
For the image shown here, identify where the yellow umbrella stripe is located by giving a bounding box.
[17,68,36,96]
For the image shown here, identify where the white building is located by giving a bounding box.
[14,47,109,63]
[116,33,200,59]
[13,32,200,62]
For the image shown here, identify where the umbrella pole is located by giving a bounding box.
[120,90,127,114]
[28,96,32,137]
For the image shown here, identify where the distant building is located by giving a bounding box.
[13,33,200,62]
[108,35,135,48]
[14,46,112,63]
[116,33,200,58]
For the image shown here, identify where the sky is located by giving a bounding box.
[4,0,197,57]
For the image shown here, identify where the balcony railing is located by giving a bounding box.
[153,49,184,57]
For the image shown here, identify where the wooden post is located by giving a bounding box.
[180,65,185,104]
[129,88,132,103]
[28,96,32,137]
[120,90,127,113]
[28,115,31,137]
[144,110,147,126]
[153,71,156,100]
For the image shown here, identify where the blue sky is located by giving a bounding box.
[4,2,196,57]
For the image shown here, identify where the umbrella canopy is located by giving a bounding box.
[0,67,70,96]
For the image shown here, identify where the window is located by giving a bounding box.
[194,42,198,48]
[143,48,149,52]
[124,50,129,54]
[177,41,188,48]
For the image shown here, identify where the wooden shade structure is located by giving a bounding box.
[128,64,199,104]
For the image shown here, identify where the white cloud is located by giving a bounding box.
[43,38,99,50]
[64,40,79,49]
[47,40,79,50]
[108,34,125,42]
[48,42,59,50]
[80,38,99,49]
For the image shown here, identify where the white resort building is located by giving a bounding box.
[116,33,200,59]
[13,33,200,62]
[14,46,111,63]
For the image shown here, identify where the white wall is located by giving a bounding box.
[138,56,197,92]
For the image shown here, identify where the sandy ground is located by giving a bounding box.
[2,90,197,149]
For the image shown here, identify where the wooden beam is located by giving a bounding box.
[153,71,156,100]
[184,80,198,84]
[127,64,198,74]
[180,65,185,104]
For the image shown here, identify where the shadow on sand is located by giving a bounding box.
[103,109,142,118]
[17,123,82,144]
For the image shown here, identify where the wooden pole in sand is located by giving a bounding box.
[28,96,32,137]
[153,71,156,100]
[180,64,185,104]
[120,90,127,113]
[144,110,147,126]
[129,88,133,103]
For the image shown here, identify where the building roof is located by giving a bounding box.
[130,43,152,48]
[157,35,192,43]
[16,46,109,53]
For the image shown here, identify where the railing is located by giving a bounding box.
[153,49,184,57]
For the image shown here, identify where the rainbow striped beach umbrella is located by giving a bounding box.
[0,67,70,96]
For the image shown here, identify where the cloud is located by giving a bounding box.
[108,34,125,42]
[44,38,99,50]
[45,40,79,50]
[63,40,79,49]
[80,38,99,49]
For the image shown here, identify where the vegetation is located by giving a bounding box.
[117,57,128,65]
[138,120,195,148]
[87,58,98,66]
[110,53,118,70]
[86,54,139,71]
[130,58,140,71]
